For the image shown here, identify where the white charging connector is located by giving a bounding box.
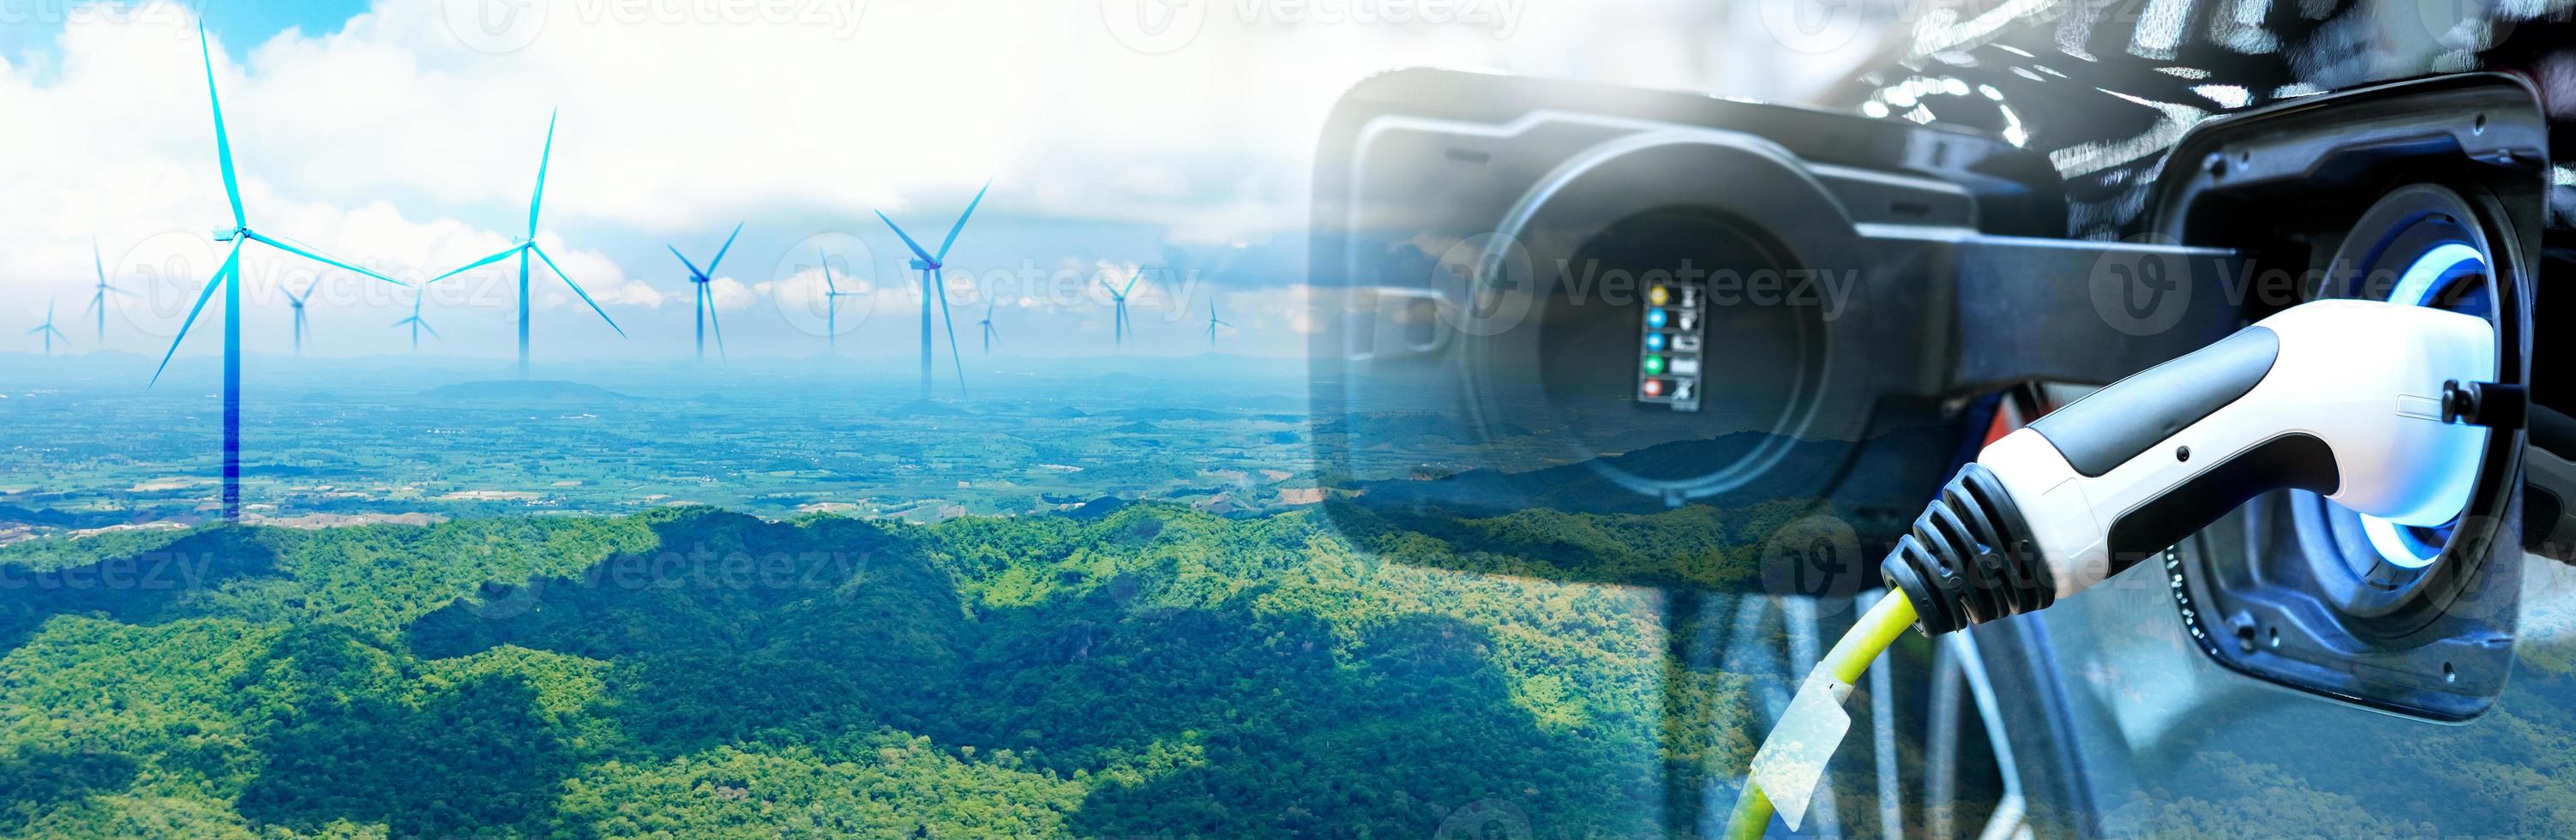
[1883,299,2498,633]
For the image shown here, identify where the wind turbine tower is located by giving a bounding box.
[155,24,410,520]
[393,291,439,350]
[668,223,743,362]
[820,249,868,353]
[874,181,989,398]
[1099,266,1143,349]
[424,111,622,375]
[979,302,999,354]
[285,278,318,356]
[1205,299,1231,347]
[84,237,129,344]
[29,297,69,355]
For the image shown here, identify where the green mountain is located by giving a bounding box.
[0,504,1773,837]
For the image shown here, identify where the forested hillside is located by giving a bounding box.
[11,502,2575,837]
[0,502,1786,837]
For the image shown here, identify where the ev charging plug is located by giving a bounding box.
[1882,299,2500,634]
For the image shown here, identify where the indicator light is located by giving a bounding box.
[1643,355,1666,375]
[1642,379,1666,397]
[1646,308,1668,328]
[1648,285,1670,306]
[1645,333,1666,351]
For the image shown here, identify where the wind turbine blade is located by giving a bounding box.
[249,232,407,286]
[199,25,245,230]
[667,245,710,281]
[420,321,441,340]
[707,291,727,360]
[152,241,242,386]
[819,248,836,294]
[428,243,525,284]
[531,244,624,337]
[704,222,744,277]
[934,268,965,398]
[934,179,991,263]
[528,109,555,237]
[874,211,937,266]
[93,237,110,290]
[82,291,99,318]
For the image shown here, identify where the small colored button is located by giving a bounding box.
[1645,333,1666,351]
[1648,285,1670,306]
[1643,355,1666,375]
[1646,309,1668,328]
[1642,379,1666,397]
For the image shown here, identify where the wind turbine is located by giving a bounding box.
[423,111,622,375]
[155,23,409,521]
[978,302,999,354]
[1098,266,1143,349]
[393,291,439,350]
[820,248,868,353]
[667,222,742,362]
[1205,298,1231,347]
[83,237,130,344]
[29,297,69,355]
[874,180,988,398]
[284,277,319,356]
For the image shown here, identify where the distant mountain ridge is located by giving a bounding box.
[417,380,642,403]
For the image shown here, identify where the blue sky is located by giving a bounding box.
[2,0,1868,363]
[0,1,370,69]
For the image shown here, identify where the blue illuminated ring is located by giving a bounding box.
[2358,241,2486,569]
[2387,242,2484,307]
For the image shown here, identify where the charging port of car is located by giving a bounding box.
[2143,74,2545,720]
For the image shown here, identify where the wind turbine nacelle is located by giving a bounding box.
[213,227,243,242]
[910,259,933,271]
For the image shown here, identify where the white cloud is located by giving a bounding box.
[706,276,759,310]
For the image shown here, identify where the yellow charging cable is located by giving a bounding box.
[1723,590,1918,840]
